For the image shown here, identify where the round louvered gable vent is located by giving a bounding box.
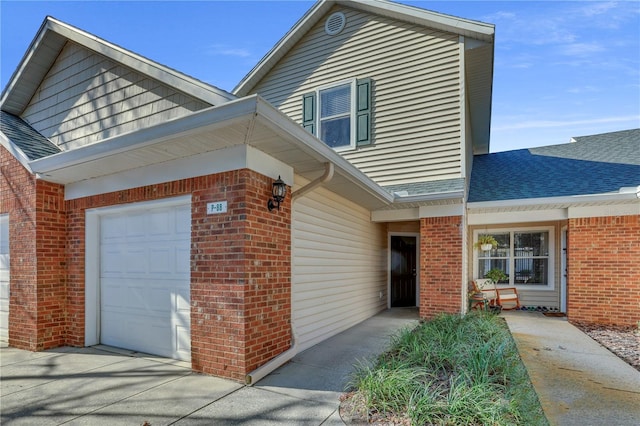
[325,12,346,35]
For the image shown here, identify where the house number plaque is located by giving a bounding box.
[207,201,227,214]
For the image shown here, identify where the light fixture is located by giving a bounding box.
[267,175,287,211]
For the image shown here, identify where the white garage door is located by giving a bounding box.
[0,214,9,345]
[100,203,191,361]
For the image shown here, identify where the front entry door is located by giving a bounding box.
[390,236,417,307]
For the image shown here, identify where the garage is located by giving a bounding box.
[98,200,191,361]
[0,214,8,345]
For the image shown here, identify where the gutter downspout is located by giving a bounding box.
[244,162,335,385]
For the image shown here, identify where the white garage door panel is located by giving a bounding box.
[100,203,190,361]
[0,214,9,345]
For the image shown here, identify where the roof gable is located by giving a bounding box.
[469,130,640,202]
[233,0,494,154]
[1,16,236,116]
[234,0,494,96]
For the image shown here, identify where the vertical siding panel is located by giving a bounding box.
[252,6,463,186]
[22,42,211,150]
[292,175,387,351]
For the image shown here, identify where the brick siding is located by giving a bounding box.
[3,147,291,381]
[419,216,463,318]
[567,215,640,327]
[1,146,66,350]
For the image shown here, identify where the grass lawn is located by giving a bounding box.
[342,312,548,425]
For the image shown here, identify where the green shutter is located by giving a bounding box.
[356,78,372,146]
[302,92,316,135]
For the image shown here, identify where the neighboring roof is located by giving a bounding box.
[530,129,640,165]
[0,111,60,160]
[1,16,236,116]
[469,130,640,203]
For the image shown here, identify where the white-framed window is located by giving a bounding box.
[302,78,371,150]
[319,81,353,149]
[473,227,554,289]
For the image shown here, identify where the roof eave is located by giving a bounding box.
[467,188,640,211]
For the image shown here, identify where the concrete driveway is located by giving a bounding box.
[0,309,419,425]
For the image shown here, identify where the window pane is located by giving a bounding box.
[515,232,549,256]
[320,84,350,117]
[320,116,350,147]
[530,259,548,285]
[478,233,510,258]
[478,259,510,283]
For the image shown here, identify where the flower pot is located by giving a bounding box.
[480,244,493,251]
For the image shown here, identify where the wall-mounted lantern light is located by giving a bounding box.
[267,175,287,211]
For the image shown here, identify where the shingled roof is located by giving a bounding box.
[469,129,640,202]
[0,111,61,160]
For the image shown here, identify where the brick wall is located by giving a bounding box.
[567,215,640,327]
[1,146,66,350]
[65,168,291,381]
[419,216,463,318]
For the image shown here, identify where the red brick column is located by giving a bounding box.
[567,215,640,327]
[1,146,66,350]
[190,169,291,381]
[419,216,463,319]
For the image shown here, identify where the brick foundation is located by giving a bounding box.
[419,216,463,318]
[567,215,640,327]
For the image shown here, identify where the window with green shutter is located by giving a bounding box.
[302,78,372,150]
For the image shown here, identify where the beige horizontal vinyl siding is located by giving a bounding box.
[22,42,210,150]
[292,175,387,351]
[252,7,463,186]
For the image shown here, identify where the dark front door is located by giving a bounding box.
[390,236,417,307]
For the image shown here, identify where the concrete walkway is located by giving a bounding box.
[0,308,419,425]
[503,311,640,426]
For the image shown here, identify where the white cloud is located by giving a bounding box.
[493,115,640,131]
[566,86,601,94]
[206,44,251,58]
[559,42,605,56]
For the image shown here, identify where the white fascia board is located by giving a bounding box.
[46,18,235,105]
[65,145,293,200]
[372,208,419,222]
[254,97,394,205]
[467,190,640,211]
[0,131,33,173]
[569,203,640,219]
[29,96,260,175]
[0,17,51,108]
[344,0,494,42]
[419,203,464,218]
[468,209,568,226]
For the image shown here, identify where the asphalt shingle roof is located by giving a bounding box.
[0,111,60,160]
[469,129,640,202]
[383,178,465,197]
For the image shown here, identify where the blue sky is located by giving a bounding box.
[1,0,639,152]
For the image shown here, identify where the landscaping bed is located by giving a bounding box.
[573,322,640,372]
[340,312,547,425]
